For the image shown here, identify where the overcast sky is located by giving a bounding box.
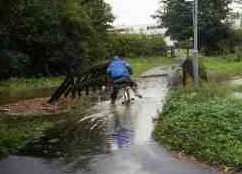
[105,0,160,26]
[105,0,242,27]
[231,2,242,12]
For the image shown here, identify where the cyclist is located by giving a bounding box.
[107,53,141,104]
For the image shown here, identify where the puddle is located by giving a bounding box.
[228,77,242,86]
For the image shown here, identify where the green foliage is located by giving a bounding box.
[224,29,242,58]
[232,29,242,46]
[154,86,242,167]
[156,0,193,41]
[156,0,232,55]
[109,33,167,57]
[206,29,242,56]
[0,0,114,79]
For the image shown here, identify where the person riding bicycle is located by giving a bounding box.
[107,54,141,104]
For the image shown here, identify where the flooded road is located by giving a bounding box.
[0,67,217,174]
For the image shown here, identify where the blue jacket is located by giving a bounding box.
[107,56,131,80]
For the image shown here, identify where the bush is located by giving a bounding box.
[0,50,31,79]
[154,86,242,167]
[109,33,167,57]
[204,29,242,56]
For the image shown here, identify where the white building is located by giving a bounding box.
[228,11,242,29]
[229,1,242,29]
[113,24,166,35]
[112,24,175,46]
[233,14,242,29]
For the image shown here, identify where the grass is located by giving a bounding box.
[127,56,172,78]
[154,84,242,169]
[202,55,242,81]
[0,77,64,93]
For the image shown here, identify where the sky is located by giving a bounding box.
[105,0,160,26]
[105,0,242,27]
[231,1,242,12]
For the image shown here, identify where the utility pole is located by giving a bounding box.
[193,0,199,86]
[185,0,199,86]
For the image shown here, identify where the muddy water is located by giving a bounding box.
[0,67,217,174]
[0,87,55,106]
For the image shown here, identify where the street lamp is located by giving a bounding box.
[185,0,199,86]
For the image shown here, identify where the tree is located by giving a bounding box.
[156,0,233,55]
[0,0,114,79]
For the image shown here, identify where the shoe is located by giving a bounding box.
[135,94,143,98]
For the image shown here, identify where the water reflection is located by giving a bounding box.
[15,102,119,170]
[15,99,137,172]
[17,76,167,173]
[19,108,108,172]
[109,106,134,150]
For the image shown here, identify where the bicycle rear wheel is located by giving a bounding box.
[122,87,131,104]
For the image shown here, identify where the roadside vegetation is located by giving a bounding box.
[154,85,242,169]
[0,56,170,93]
[110,33,167,57]
[154,54,242,170]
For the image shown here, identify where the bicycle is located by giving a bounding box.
[111,83,141,105]
[109,77,142,105]
[121,85,134,104]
